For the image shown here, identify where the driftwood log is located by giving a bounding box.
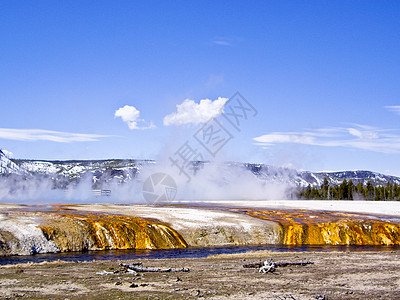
[119,263,190,273]
[243,259,314,273]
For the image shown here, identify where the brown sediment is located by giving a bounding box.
[1,251,400,299]
[39,212,187,252]
[3,203,400,256]
[242,209,400,246]
[49,204,285,247]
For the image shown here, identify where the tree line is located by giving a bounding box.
[297,178,400,200]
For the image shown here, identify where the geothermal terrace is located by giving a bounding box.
[1,200,400,256]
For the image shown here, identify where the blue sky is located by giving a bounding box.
[1,1,400,175]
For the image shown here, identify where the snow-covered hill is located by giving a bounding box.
[1,157,399,191]
[245,164,400,187]
[10,159,153,189]
[0,150,21,174]
[302,170,400,187]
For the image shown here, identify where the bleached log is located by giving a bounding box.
[259,259,276,273]
[119,263,190,273]
[119,262,142,268]
[243,259,314,273]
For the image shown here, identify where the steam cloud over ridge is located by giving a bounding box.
[0,159,294,204]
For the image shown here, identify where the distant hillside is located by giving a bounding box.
[9,158,152,189]
[245,164,400,187]
[2,158,399,190]
[0,150,21,174]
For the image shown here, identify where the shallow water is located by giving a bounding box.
[1,245,399,265]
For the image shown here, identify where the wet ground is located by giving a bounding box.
[1,250,399,299]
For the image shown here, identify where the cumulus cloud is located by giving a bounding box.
[253,124,400,154]
[0,128,109,143]
[114,105,155,130]
[386,106,400,115]
[163,97,228,126]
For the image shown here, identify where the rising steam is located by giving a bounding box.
[0,160,294,204]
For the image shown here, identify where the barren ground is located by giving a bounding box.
[0,250,399,299]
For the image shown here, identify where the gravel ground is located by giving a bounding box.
[0,250,399,299]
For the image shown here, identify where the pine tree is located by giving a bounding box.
[394,183,400,200]
[355,182,364,199]
[339,179,348,200]
[366,181,374,200]
[321,177,329,200]
[347,180,354,200]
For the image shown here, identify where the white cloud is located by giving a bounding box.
[213,40,231,46]
[212,36,243,47]
[386,106,400,115]
[348,127,378,139]
[163,97,228,126]
[114,105,155,130]
[348,128,363,138]
[254,133,316,146]
[114,105,140,129]
[0,128,109,143]
[253,124,400,154]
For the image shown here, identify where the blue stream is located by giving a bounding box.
[1,245,399,265]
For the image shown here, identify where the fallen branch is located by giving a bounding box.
[96,270,115,275]
[119,263,190,273]
[259,259,277,273]
[243,259,314,273]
